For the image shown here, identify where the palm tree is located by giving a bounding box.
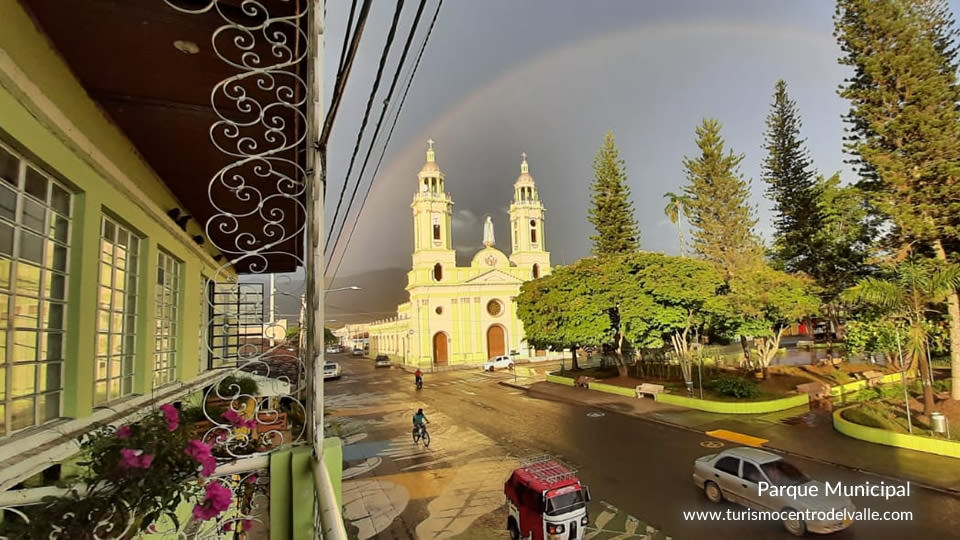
[843,259,960,417]
[663,191,692,256]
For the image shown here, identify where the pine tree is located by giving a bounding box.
[682,119,762,280]
[588,131,640,255]
[835,0,960,400]
[761,80,821,274]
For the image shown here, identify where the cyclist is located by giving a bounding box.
[414,368,423,389]
[412,408,428,438]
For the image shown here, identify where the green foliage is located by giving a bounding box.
[762,79,821,274]
[682,118,763,279]
[836,0,960,246]
[324,327,337,345]
[842,404,901,431]
[708,375,760,398]
[0,403,257,539]
[588,131,640,255]
[842,318,905,361]
[663,191,692,255]
[216,375,260,397]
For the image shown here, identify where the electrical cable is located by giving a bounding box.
[324,0,429,267]
[325,0,444,282]
[324,1,407,255]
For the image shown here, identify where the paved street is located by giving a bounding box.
[325,354,960,539]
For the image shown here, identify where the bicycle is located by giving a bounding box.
[412,423,430,447]
[415,377,423,390]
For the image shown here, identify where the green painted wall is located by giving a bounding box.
[0,2,226,426]
[655,392,809,414]
[834,407,960,459]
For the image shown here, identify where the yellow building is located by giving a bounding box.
[370,141,552,367]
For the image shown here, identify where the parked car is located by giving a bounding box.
[322,362,342,380]
[325,346,339,354]
[374,355,391,368]
[693,447,855,536]
[483,355,514,372]
[352,348,364,356]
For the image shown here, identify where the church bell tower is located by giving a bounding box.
[508,152,551,278]
[411,139,456,280]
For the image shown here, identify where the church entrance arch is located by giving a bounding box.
[432,332,449,366]
[487,325,506,358]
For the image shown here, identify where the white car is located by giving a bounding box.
[326,346,339,354]
[322,362,342,380]
[482,355,514,372]
[693,447,855,536]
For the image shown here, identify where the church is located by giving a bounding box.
[368,140,553,368]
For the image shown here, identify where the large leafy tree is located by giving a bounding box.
[663,191,692,256]
[324,327,337,346]
[516,260,612,370]
[682,119,763,281]
[728,267,821,378]
[843,259,960,415]
[836,0,960,399]
[761,79,822,274]
[588,131,640,255]
[807,174,879,338]
[618,253,727,385]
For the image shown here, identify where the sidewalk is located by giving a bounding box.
[527,382,960,495]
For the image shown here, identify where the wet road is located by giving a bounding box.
[325,355,960,539]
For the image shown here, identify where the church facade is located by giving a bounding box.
[368,141,552,367]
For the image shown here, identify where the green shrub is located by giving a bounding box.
[708,375,760,398]
[216,374,259,396]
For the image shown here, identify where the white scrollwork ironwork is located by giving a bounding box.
[164,0,309,272]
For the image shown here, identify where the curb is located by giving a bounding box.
[498,381,533,391]
[524,386,960,498]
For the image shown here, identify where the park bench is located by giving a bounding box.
[860,370,885,387]
[796,340,815,349]
[575,376,595,388]
[635,383,665,399]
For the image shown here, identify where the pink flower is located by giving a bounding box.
[160,403,179,432]
[185,439,217,477]
[192,482,233,521]
[118,448,154,469]
[245,473,258,484]
[222,408,242,425]
[115,425,132,439]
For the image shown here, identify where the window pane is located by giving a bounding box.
[49,274,65,300]
[11,363,36,396]
[23,168,48,201]
[0,184,17,221]
[0,146,18,186]
[94,381,107,404]
[39,392,60,422]
[16,263,41,294]
[50,185,70,216]
[39,362,61,392]
[10,397,35,431]
[51,244,67,272]
[0,259,9,290]
[14,296,39,327]
[19,230,44,264]
[0,222,13,256]
[43,333,62,360]
[43,302,64,329]
[51,214,69,243]
[22,198,45,233]
[96,333,108,356]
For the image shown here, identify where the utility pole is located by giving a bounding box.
[269,273,276,347]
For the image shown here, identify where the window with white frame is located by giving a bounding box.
[94,217,140,405]
[0,142,72,436]
[153,251,181,387]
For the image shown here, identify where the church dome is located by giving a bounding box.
[471,246,510,268]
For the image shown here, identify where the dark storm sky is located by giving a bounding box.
[310,0,960,324]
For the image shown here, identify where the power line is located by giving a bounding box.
[318,0,373,163]
[324,0,407,254]
[326,0,444,282]
[336,0,359,76]
[324,0,429,268]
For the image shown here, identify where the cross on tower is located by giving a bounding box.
[521,151,527,162]
[427,138,435,150]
